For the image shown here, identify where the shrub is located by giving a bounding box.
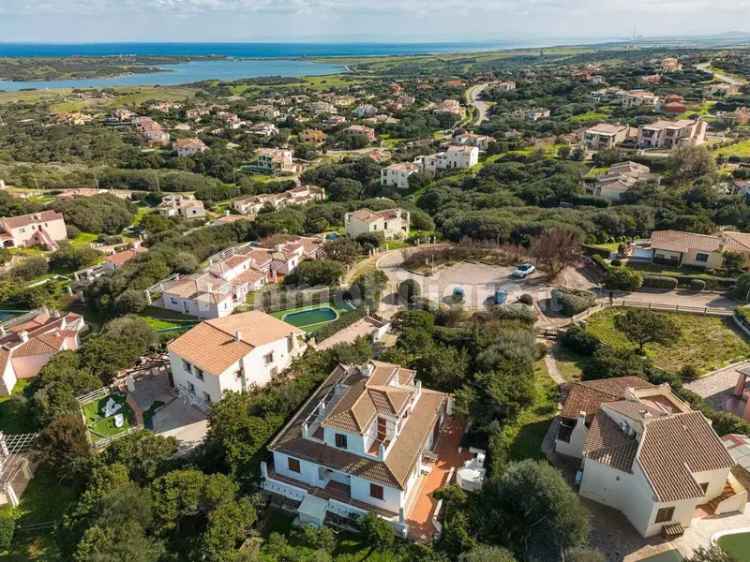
[610,259,622,267]
[9,256,49,281]
[0,512,14,550]
[519,293,534,305]
[604,268,643,291]
[551,288,596,317]
[398,279,421,305]
[560,325,601,355]
[591,254,610,272]
[486,303,537,324]
[582,245,612,258]
[642,275,679,290]
[679,365,700,382]
[689,279,706,292]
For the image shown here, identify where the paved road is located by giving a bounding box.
[465,83,493,127]
[696,61,747,86]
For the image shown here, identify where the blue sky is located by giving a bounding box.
[0,0,747,43]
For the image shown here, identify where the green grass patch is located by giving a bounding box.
[717,533,750,562]
[550,345,592,383]
[585,308,750,374]
[82,392,136,438]
[568,110,610,124]
[68,231,98,250]
[0,380,35,434]
[715,139,750,158]
[137,306,198,331]
[638,551,683,562]
[0,468,80,561]
[508,359,559,461]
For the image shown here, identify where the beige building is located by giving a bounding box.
[246,148,296,176]
[345,208,410,240]
[588,161,658,202]
[583,123,630,150]
[158,195,206,219]
[0,210,67,251]
[300,129,327,144]
[638,118,707,149]
[0,309,86,395]
[648,229,750,269]
[174,138,208,157]
[555,377,743,538]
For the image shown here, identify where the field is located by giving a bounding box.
[568,110,610,123]
[137,306,199,331]
[714,139,750,158]
[585,308,750,374]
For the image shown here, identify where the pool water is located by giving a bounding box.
[718,532,750,561]
[283,307,338,328]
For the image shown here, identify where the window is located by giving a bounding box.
[264,352,274,365]
[195,368,204,381]
[370,483,384,500]
[288,457,301,473]
[335,434,348,449]
[182,360,192,373]
[188,382,196,396]
[655,507,675,524]
[695,253,709,263]
[700,482,709,494]
[203,392,212,404]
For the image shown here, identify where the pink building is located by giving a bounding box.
[0,309,86,395]
[0,210,67,251]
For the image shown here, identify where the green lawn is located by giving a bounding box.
[585,308,750,375]
[82,392,136,438]
[550,345,592,382]
[715,139,750,158]
[508,359,559,461]
[0,469,80,561]
[638,551,683,562]
[68,231,98,250]
[718,532,750,562]
[137,306,199,331]
[0,380,35,434]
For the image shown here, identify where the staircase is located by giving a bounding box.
[704,483,736,514]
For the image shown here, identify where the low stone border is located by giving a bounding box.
[711,527,750,546]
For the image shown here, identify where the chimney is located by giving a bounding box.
[234,329,241,343]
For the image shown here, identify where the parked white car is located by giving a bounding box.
[512,263,536,279]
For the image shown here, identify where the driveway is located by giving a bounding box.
[686,360,748,415]
[378,250,595,311]
[622,289,737,311]
[153,398,208,451]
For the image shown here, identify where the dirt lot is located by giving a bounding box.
[377,251,594,310]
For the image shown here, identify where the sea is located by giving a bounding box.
[0,41,517,91]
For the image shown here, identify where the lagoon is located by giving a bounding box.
[0,58,347,92]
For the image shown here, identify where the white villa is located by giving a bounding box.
[345,208,410,240]
[583,123,630,150]
[638,118,707,150]
[555,377,744,538]
[0,211,67,251]
[167,311,306,407]
[381,163,421,190]
[262,360,457,539]
[416,145,479,175]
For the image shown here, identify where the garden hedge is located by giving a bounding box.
[642,275,679,290]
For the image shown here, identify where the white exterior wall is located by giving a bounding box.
[160,292,229,319]
[0,354,17,396]
[169,334,304,403]
[555,419,588,458]
[350,474,402,514]
[323,427,367,456]
[381,167,416,190]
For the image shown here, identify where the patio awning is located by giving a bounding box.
[297,493,328,526]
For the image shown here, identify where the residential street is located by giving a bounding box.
[465,83,492,127]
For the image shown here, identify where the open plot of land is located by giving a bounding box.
[585,308,750,374]
[715,139,750,158]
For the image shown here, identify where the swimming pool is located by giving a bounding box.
[282,306,338,328]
